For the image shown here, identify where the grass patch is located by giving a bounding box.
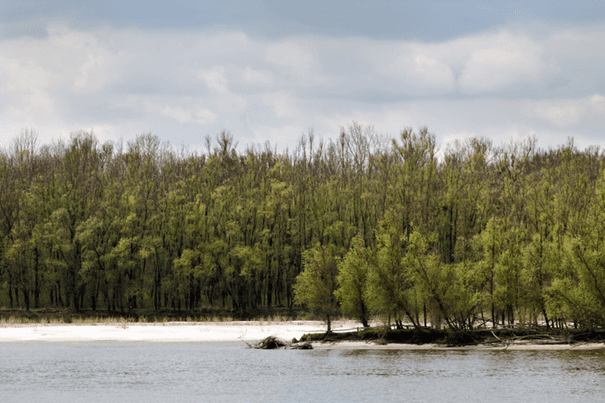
[0,306,306,324]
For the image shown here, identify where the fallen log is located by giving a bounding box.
[251,335,288,349]
[246,336,313,349]
[290,341,313,350]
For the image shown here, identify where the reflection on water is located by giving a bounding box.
[0,343,604,402]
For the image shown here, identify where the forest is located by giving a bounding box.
[1,123,605,331]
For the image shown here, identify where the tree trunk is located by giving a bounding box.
[23,288,30,312]
[34,247,40,309]
[543,309,550,330]
[8,281,13,308]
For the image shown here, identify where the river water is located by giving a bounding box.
[1,342,604,402]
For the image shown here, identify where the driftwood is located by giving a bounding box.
[482,330,578,346]
[290,341,313,349]
[245,336,313,350]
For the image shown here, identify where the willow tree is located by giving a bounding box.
[294,243,339,332]
[335,235,371,327]
[550,167,605,328]
[365,216,420,329]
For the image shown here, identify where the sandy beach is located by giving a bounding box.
[1,321,603,350]
[0,320,355,343]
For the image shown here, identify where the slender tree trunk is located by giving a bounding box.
[543,308,550,329]
[56,282,64,307]
[8,280,14,308]
[424,303,427,327]
[23,288,30,312]
[34,247,40,308]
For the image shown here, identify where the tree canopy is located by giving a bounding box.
[1,125,605,330]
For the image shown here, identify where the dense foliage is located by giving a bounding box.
[1,124,605,330]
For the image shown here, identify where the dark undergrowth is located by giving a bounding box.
[300,327,605,346]
[0,306,306,324]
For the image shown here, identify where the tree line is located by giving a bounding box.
[1,124,604,330]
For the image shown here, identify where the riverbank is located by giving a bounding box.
[300,326,605,350]
[1,321,604,350]
[310,340,605,350]
[0,320,353,342]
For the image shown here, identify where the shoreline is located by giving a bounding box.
[0,320,350,343]
[310,340,605,350]
[0,321,603,349]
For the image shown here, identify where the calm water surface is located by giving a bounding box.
[1,342,604,402]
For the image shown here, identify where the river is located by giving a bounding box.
[1,342,604,402]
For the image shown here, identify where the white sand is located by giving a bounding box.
[0,320,359,343]
[1,321,603,349]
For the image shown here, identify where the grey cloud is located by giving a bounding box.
[1,22,605,154]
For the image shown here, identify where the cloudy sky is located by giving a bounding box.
[1,0,605,154]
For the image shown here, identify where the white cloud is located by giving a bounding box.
[366,29,562,96]
[1,22,604,155]
[47,25,126,92]
[199,66,247,112]
[381,43,456,94]
[0,23,128,136]
[262,92,300,120]
[199,66,228,92]
[242,67,273,85]
[250,123,304,151]
[393,53,455,92]
[588,93,605,113]
[266,41,316,78]
[525,94,605,128]
[144,100,217,126]
[457,31,554,94]
[74,51,123,91]
[0,56,57,117]
[531,100,583,127]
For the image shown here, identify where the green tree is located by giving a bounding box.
[365,217,420,329]
[335,235,371,327]
[294,243,339,332]
[549,166,605,328]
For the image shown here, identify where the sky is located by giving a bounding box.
[1,0,605,155]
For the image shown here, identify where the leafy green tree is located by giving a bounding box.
[335,235,371,327]
[294,243,339,332]
[365,216,420,329]
[477,217,503,327]
[522,231,556,328]
[492,225,523,327]
[406,230,462,330]
[549,167,605,328]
